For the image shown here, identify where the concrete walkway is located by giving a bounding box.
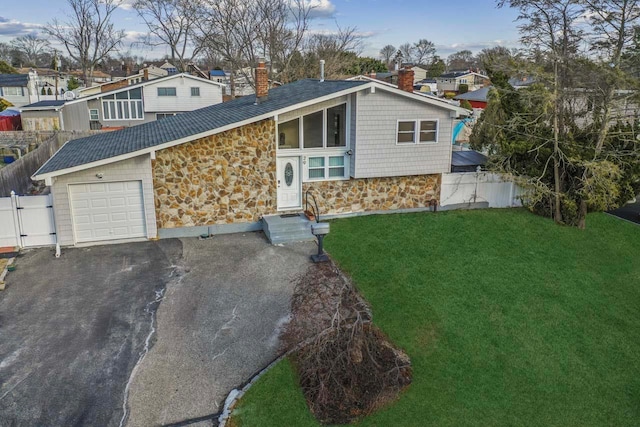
[125,233,314,426]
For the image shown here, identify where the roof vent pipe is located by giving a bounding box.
[320,59,325,82]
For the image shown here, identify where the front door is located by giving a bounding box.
[277,157,301,210]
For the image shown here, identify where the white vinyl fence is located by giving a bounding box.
[441,172,524,208]
[0,192,56,248]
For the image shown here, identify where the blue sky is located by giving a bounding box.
[0,0,522,60]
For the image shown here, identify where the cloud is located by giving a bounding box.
[0,16,43,37]
[436,40,519,56]
[118,0,136,11]
[294,0,336,19]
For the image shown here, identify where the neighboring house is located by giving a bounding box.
[159,60,178,75]
[33,62,468,246]
[508,75,537,89]
[415,78,437,94]
[0,73,38,107]
[20,100,67,131]
[20,73,225,131]
[209,69,228,85]
[454,86,491,109]
[78,66,169,98]
[436,71,489,94]
[410,65,429,83]
[18,68,72,100]
[69,70,112,85]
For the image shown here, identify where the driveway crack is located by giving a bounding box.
[118,287,166,427]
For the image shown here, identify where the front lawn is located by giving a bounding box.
[230,209,640,426]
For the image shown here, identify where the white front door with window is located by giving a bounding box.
[277,157,301,210]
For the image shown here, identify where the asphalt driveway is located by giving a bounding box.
[608,200,640,225]
[0,233,314,426]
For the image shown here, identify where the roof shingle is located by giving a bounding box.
[36,79,367,176]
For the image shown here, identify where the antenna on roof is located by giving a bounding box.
[320,60,325,83]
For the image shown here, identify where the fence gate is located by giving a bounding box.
[0,192,56,248]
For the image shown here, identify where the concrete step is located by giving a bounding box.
[262,213,317,244]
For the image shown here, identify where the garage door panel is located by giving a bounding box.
[89,183,107,193]
[70,181,147,243]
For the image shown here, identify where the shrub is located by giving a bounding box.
[460,99,473,110]
[459,83,469,93]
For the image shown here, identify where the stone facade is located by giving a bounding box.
[303,174,440,215]
[153,119,277,228]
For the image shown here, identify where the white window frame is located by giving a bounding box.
[395,119,439,145]
[156,113,177,120]
[157,87,177,96]
[2,87,23,96]
[190,87,200,97]
[304,154,348,181]
[89,109,99,120]
[276,100,351,182]
[101,90,144,121]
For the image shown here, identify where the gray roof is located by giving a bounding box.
[451,150,487,167]
[36,79,367,176]
[22,100,66,109]
[454,86,491,102]
[0,74,29,87]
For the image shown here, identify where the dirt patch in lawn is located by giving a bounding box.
[283,262,412,425]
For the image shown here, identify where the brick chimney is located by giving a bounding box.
[143,68,149,81]
[369,70,377,80]
[255,60,268,101]
[398,66,414,93]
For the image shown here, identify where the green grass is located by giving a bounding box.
[230,209,640,426]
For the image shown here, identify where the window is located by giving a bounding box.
[101,89,144,120]
[308,157,325,179]
[157,87,176,96]
[2,87,23,96]
[89,109,99,120]
[397,120,438,144]
[303,111,323,148]
[397,121,416,144]
[419,120,437,143]
[278,118,299,149]
[326,104,346,147]
[190,87,200,97]
[307,155,347,180]
[328,156,345,177]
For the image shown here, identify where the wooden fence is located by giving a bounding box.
[0,135,65,196]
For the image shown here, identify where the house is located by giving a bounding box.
[454,86,492,109]
[32,62,468,246]
[0,73,38,107]
[209,69,228,85]
[20,101,67,131]
[20,73,225,131]
[77,66,169,98]
[410,65,429,83]
[17,68,73,100]
[436,71,489,95]
[159,60,178,75]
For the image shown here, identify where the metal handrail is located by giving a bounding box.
[305,190,320,223]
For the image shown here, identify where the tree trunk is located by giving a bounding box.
[553,60,563,224]
[577,199,588,229]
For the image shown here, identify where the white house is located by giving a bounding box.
[20,73,225,131]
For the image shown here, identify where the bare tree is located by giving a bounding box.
[447,49,477,70]
[10,34,50,67]
[197,0,312,95]
[398,42,414,63]
[134,0,203,72]
[379,44,396,66]
[413,39,436,65]
[303,25,364,79]
[45,0,126,85]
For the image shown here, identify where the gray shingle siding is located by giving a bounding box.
[354,89,453,178]
[51,155,157,245]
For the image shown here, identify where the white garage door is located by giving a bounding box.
[70,181,147,243]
